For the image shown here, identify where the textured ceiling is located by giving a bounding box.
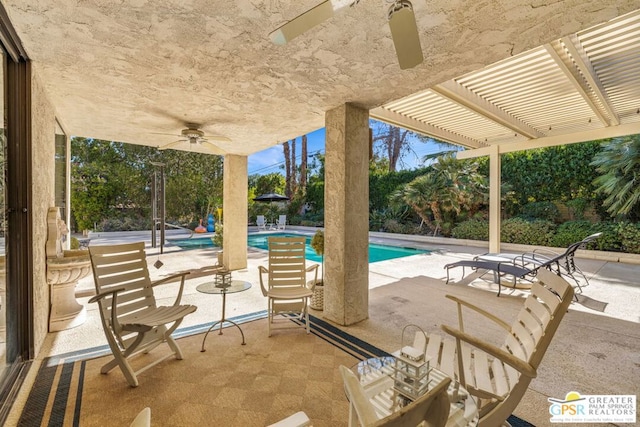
[4,0,638,155]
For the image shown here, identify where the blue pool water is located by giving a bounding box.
[167,233,430,263]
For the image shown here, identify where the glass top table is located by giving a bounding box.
[196,280,252,351]
[353,356,479,427]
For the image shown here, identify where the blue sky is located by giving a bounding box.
[248,120,458,176]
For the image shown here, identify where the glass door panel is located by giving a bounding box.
[0,47,7,381]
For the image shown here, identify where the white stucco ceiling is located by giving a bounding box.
[3,0,639,155]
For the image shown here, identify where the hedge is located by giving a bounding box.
[451,218,640,254]
[500,218,555,246]
[451,219,489,241]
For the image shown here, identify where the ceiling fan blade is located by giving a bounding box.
[388,1,423,70]
[203,135,232,143]
[269,0,355,45]
[200,141,227,155]
[158,139,186,150]
[151,132,181,137]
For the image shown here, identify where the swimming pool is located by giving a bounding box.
[167,232,430,263]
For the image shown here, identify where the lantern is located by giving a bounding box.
[392,324,431,402]
[214,269,232,288]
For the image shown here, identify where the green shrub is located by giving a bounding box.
[369,210,386,231]
[211,223,223,248]
[451,219,489,241]
[549,220,596,248]
[287,215,302,226]
[501,218,554,246]
[310,230,324,256]
[565,198,589,220]
[519,201,561,223]
[382,219,408,234]
[98,216,151,232]
[617,222,640,254]
[590,222,623,252]
[370,206,411,232]
[300,211,324,227]
[70,236,80,250]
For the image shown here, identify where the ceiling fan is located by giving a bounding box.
[269,0,423,70]
[156,124,230,153]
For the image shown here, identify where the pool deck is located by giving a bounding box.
[18,227,640,427]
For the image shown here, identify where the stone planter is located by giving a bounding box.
[46,207,92,332]
[47,251,92,332]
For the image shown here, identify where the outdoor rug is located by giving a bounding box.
[19,312,533,426]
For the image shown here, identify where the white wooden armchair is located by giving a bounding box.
[88,242,197,387]
[430,268,574,426]
[258,236,319,336]
[340,365,451,427]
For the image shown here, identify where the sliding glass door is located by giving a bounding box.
[0,5,33,422]
[0,47,6,385]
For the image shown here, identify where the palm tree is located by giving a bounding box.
[392,154,487,235]
[392,173,445,234]
[591,135,640,220]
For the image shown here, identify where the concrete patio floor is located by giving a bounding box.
[8,229,640,426]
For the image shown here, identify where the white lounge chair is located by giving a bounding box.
[276,214,287,230]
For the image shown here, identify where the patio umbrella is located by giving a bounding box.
[253,193,289,202]
[253,193,289,227]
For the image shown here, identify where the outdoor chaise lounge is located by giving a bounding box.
[445,232,601,297]
[514,232,602,293]
[444,260,531,296]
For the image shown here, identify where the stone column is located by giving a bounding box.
[323,103,369,325]
[223,154,248,270]
[489,145,501,253]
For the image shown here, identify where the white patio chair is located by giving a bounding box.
[88,242,197,387]
[258,236,319,336]
[268,411,312,427]
[257,215,268,230]
[276,214,287,230]
[130,407,151,427]
[430,268,574,426]
[340,365,451,427]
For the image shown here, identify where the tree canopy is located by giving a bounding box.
[71,137,223,231]
[592,135,640,221]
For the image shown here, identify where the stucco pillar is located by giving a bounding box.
[489,145,501,253]
[323,103,369,326]
[223,154,248,270]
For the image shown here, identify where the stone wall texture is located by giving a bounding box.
[223,154,248,270]
[31,67,57,353]
[323,103,369,326]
